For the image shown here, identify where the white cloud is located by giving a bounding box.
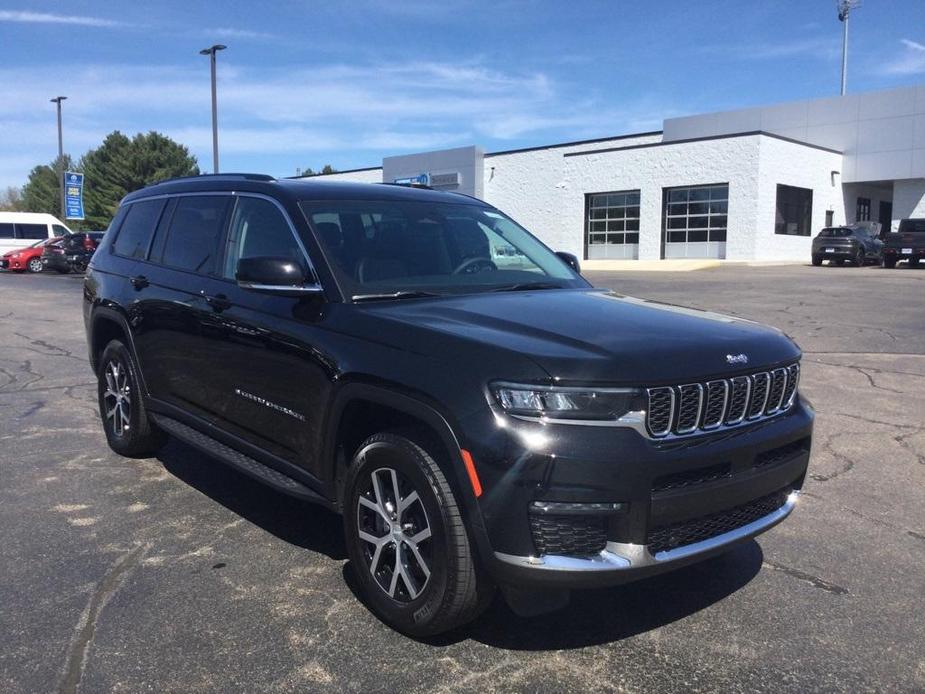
[208,27,277,41]
[0,58,666,187]
[881,38,925,75]
[0,10,126,27]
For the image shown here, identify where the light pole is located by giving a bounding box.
[50,96,67,218]
[199,44,226,174]
[837,1,861,96]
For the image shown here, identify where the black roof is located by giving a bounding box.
[122,174,489,207]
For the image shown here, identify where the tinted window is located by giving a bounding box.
[16,223,48,240]
[113,200,165,259]
[160,196,231,274]
[224,197,304,279]
[818,227,853,238]
[775,184,813,236]
[0,223,13,239]
[898,219,925,234]
[52,224,69,236]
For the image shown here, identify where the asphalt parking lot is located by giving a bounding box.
[1,263,923,693]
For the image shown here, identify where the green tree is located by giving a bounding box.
[80,131,199,229]
[20,154,77,219]
[301,164,337,176]
[0,186,24,211]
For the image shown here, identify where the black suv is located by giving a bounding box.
[83,174,813,636]
[811,223,883,267]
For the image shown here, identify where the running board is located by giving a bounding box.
[151,413,329,505]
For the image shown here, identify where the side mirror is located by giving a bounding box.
[235,256,323,296]
[555,251,581,274]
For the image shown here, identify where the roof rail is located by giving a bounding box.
[149,173,276,187]
[379,181,434,190]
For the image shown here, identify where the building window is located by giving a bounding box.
[585,190,640,259]
[856,197,871,222]
[775,184,813,236]
[662,184,728,258]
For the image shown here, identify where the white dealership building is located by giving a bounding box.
[308,83,925,264]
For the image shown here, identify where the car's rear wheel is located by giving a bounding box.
[855,247,865,266]
[27,257,43,273]
[97,340,166,458]
[343,432,490,637]
[811,255,822,266]
[883,256,897,269]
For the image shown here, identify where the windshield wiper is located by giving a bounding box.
[351,290,442,303]
[491,281,565,292]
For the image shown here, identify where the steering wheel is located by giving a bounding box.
[453,257,497,275]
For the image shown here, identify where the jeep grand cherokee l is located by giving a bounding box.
[83,174,813,636]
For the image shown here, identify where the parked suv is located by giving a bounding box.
[83,175,813,636]
[811,223,883,266]
[42,231,104,273]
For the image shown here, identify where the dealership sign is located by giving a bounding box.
[394,173,430,185]
[64,171,85,220]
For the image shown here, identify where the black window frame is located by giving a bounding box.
[584,190,641,259]
[660,183,729,257]
[774,184,814,237]
[153,195,234,276]
[856,197,871,222]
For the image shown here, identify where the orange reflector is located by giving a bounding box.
[460,449,483,498]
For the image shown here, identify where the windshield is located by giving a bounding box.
[300,200,588,299]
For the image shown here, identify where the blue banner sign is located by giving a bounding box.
[64,171,84,220]
[393,173,429,186]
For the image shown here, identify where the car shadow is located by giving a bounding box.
[341,538,764,650]
[156,437,347,560]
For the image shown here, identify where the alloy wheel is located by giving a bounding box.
[28,258,43,273]
[356,466,432,602]
[102,360,132,437]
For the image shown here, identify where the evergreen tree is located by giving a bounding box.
[20,154,77,219]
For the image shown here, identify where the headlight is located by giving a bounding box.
[490,382,645,422]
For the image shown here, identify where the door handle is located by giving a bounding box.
[201,291,232,312]
[129,275,148,290]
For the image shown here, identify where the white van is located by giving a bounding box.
[0,212,73,254]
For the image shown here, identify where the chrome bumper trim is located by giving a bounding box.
[494,492,798,573]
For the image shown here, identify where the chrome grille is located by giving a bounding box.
[645,362,800,438]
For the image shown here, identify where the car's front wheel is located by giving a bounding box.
[343,432,490,637]
[27,257,44,273]
[811,255,823,266]
[883,256,897,269]
[97,340,166,458]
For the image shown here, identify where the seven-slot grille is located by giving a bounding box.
[646,363,800,438]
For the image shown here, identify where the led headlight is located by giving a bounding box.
[490,382,645,422]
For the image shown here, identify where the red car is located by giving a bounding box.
[0,239,52,273]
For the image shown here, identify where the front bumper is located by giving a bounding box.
[464,398,813,589]
[42,255,70,271]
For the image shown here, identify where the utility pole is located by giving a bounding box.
[199,44,227,174]
[837,1,861,96]
[50,96,67,218]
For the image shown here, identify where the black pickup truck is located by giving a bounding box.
[882,218,925,268]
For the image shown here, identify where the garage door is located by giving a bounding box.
[662,184,728,259]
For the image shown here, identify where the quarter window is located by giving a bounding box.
[113,199,165,259]
[224,197,304,279]
[159,196,231,274]
[585,191,640,259]
[775,184,813,236]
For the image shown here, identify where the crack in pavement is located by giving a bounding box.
[12,331,85,362]
[762,561,849,595]
[810,434,856,482]
[810,360,905,394]
[59,544,147,694]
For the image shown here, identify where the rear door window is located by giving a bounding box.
[15,224,48,239]
[113,199,166,259]
[0,223,13,239]
[158,196,231,274]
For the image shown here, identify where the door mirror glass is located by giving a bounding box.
[555,251,581,274]
[235,256,322,295]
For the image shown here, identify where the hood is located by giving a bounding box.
[359,289,799,385]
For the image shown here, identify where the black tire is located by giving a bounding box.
[854,247,865,267]
[97,340,166,458]
[883,256,897,269]
[910,258,920,267]
[55,267,70,274]
[27,257,44,273]
[343,432,490,637]
[811,255,823,267]
[834,259,844,266]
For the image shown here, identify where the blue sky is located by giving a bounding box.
[1,0,924,188]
